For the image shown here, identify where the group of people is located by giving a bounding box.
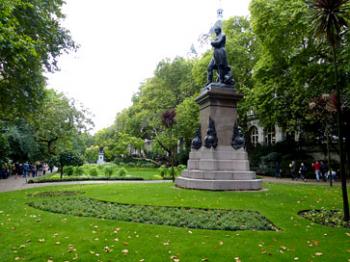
[0,161,53,181]
[286,160,337,181]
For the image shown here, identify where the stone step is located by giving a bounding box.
[182,170,256,180]
[188,159,250,171]
[175,176,262,191]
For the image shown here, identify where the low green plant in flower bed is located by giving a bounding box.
[27,194,277,231]
[27,191,83,197]
[299,209,350,228]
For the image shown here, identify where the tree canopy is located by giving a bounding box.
[0,0,76,120]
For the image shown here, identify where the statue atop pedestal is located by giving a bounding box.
[206,27,235,88]
[97,147,105,164]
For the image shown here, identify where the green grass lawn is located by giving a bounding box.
[31,166,164,182]
[0,182,349,261]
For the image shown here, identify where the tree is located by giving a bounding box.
[0,0,76,120]
[307,0,350,221]
[174,97,200,149]
[57,151,84,179]
[32,89,93,160]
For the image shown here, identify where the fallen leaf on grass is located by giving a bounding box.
[104,246,112,253]
[294,257,299,260]
[67,244,76,253]
[315,252,323,256]
[122,249,129,255]
[170,256,180,262]
[38,238,45,243]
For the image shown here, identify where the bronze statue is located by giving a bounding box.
[207,27,234,87]
[204,118,218,149]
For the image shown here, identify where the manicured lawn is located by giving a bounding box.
[0,182,349,261]
[31,166,163,182]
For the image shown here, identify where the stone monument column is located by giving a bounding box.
[175,84,262,190]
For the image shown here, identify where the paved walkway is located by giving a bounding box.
[0,176,172,193]
[0,175,346,193]
[261,176,345,185]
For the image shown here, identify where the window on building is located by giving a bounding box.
[264,127,276,145]
[250,126,259,147]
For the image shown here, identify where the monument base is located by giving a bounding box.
[174,86,262,191]
[175,146,262,191]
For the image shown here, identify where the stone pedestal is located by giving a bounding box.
[175,84,262,191]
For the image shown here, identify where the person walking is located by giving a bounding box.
[22,162,29,182]
[312,160,321,181]
[299,162,307,181]
[320,161,328,181]
[289,161,296,180]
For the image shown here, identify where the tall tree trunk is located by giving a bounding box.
[332,48,349,221]
[326,127,333,187]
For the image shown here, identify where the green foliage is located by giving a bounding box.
[300,209,350,228]
[0,0,76,120]
[249,0,350,132]
[58,151,84,179]
[104,166,114,178]
[33,89,93,159]
[28,195,277,231]
[116,167,127,177]
[158,165,167,178]
[176,164,186,174]
[63,166,74,176]
[74,166,84,176]
[89,168,98,177]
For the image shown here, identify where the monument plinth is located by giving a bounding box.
[175,85,262,191]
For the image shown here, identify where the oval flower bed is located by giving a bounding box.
[27,191,278,231]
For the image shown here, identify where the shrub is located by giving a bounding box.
[117,167,127,177]
[74,166,84,176]
[97,164,104,170]
[168,166,176,180]
[176,164,186,175]
[63,166,74,176]
[89,167,98,177]
[158,165,167,178]
[104,166,114,178]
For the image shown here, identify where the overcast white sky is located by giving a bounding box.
[46,0,251,133]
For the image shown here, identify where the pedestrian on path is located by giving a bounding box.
[312,160,321,181]
[299,162,307,181]
[23,162,29,182]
